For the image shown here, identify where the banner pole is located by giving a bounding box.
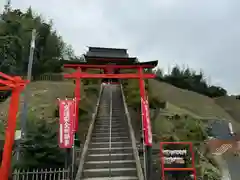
[138,67,152,180]
[71,134,75,179]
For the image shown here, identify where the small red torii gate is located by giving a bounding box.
[64,63,156,179]
[0,72,28,180]
[63,63,155,133]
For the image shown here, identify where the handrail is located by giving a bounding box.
[109,84,113,178]
[120,84,144,180]
[74,84,103,180]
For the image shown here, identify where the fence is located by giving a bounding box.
[12,168,70,180]
[21,74,100,84]
[21,74,64,81]
[11,149,81,180]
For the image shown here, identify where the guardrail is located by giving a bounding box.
[74,84,103,180]
[11,148,81,180]
[12,168,71,180]
[21,74,65,81]
[120,84,144,180]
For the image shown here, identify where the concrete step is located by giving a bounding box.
[81,86,139,179]
[95,121,123,124]
[84,160,136,169]
[89,141,132,148]
[93,127,126,131]
[86,153,134,161]
[93,130,128,134]
[95,122,122,126]
[83,168,137,178]
[88,147,133,154]
[93,131,128,135]
[83,176,138,180]
[94,125,125,129]
[91,133,129,138]
[91,137,129,142]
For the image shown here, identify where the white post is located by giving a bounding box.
[228,122,234,136]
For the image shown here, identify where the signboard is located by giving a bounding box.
[162,149,187,167]
[14,130,22,140]
[160,142,197,180]
[58,99,74,148]
[141,96,152,146]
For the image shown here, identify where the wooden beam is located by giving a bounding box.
[64,73,156,79]
[0,86,11,90]
[0,72,14,81]
[64,64,155,69]
[0,80,15,88]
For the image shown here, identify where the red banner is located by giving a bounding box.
[58,99,74,148]
[141,96,152,146]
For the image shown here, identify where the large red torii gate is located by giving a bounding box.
[0,72,28,180]
[63,63,155,132]
[63,63,156,179]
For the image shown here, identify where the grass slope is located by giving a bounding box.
[123,79,232,178]
[148,79,234,121]
[215,96,240,130]
[0,80,100,141]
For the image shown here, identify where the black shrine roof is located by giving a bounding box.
[61,59,158,67]
[85,46,138,64]
[61,46,158,67]
[86,47,129,58]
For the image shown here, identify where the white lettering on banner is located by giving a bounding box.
[63,103,70,143]
[144,97,152,144]
[163,150,187,156]
[65,139,70,146]
[59,124,63,143]
[141,96,152,146]
[64,133,70,140]
[164,157,185,164]
[59,100,74,148]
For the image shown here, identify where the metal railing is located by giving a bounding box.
[74,84,103,180]
[21,74,64,81]
[12,168,70,180]
[120,84,144,180]
[11,148,81,180]
[108,85,113,178]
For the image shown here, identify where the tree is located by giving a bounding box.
[154,65,227,98]
[16,119,65,169]
[0,7,75,102]
[0,7,74,76]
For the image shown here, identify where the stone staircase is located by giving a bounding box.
[81,84,140,180]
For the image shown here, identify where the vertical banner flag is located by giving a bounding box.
[141,95,152,146]
[59,99,74,148]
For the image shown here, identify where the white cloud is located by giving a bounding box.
[2,0,240,94]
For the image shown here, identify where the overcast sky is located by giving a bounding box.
[1,0,240,94]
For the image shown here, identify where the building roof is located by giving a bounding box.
[62,46,158,68]
[83,55,138,64]
[86,47,128,58]
[61,59,158,67]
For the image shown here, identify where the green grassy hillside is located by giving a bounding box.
[0,79,100,141]
[148,79,234,121]
[123,78,232,178]
[215,96,240,129]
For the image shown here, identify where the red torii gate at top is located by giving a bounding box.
[63,63,155,141]
[64,63,156,179]
[0,72,28,180]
